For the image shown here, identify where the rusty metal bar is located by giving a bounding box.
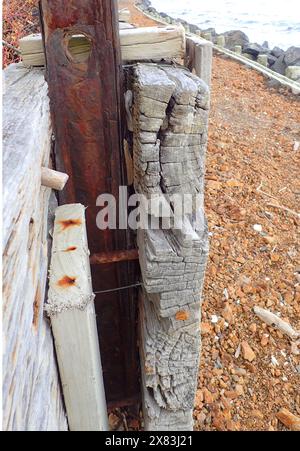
[90,249,139,265]
[40,0,140,407]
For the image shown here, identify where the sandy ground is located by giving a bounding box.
[117,0,300,431]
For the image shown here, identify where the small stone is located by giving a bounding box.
[241,341,256,362]
[235,384,244,396]
[251,409,264,420]
[207,180,222,190]
[264,235,277,245]
[203,388,214,404]
[234,366,247,377]
[261,334,269,346]
[195,389,204,404]
[291,342,300,356]
[211,314,219,324]
[249,323,257,333]
[201,322,212,335]
[271,355,279,366]
[270,253,280,262]
[253,224,262,232]
[225,390,238,400]
[222,303,234,323]
[196,411,206,425]
[294,141,300,151]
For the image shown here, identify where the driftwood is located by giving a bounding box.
[128,63,210,430]
[47,204,108,431]
[2,63,67,431]
[19,25,185,67]
[253,306,300,340]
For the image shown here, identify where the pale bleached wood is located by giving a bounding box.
[47,203,108,431]
[119,8,131,23]
[185,35,212,87]
[19,26,185,67]
[3,63,67,431]
[253,306,300,340]
[41,167,69,191]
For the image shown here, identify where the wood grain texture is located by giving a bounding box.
[19,25,185,66]
[47,204,108,431]
[40,0,140,407]
[185,36,213,87]
[2,63,67,431]
[41,167,69,191]
[129,63,210,430]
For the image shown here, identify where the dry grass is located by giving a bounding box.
[3,0,39,67]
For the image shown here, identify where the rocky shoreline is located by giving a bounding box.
[136,0,300,83]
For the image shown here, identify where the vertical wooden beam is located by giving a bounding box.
[40,0,140,407]
[185,36,213,87]
[47,204,108,431]
[129,63,210,430]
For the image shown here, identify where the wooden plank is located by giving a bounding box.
[40,0,140,408]
[19,25,185,66]
[47,203,108,431]
[185,35,213,87]
[2,63,67,431]
[119,8,131,23]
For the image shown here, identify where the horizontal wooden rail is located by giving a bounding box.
[19,25,185,67]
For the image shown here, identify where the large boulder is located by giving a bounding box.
[272,54,287,75]
[243,42,269,57]
[271,46,284,58]
[284,46,300,66]
[285,66,300,82]
[189,23,201,34]
[266,54,278,66]
[223,30,249,50]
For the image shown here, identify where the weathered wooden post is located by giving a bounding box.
[127,63,210,430]
[40,0,140,407]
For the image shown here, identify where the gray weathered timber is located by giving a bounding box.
[185,36,213,87]
[2,63,67,431]
[129,63,209,430]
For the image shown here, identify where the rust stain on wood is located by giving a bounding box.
[64,246,77,252]
[90,249,139,265]
[57,275,77,288]
[32,283,42,330]
[175,311,189,321]
[58,219,82,231]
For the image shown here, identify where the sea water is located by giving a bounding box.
[150,0,300,50]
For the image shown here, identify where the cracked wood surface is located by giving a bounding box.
[128,63,210,430]
[2,63,67,431]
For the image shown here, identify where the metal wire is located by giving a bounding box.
[94,282,143,295]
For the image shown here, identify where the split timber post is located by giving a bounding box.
[40,0,140,407]
[126,63,210,430]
